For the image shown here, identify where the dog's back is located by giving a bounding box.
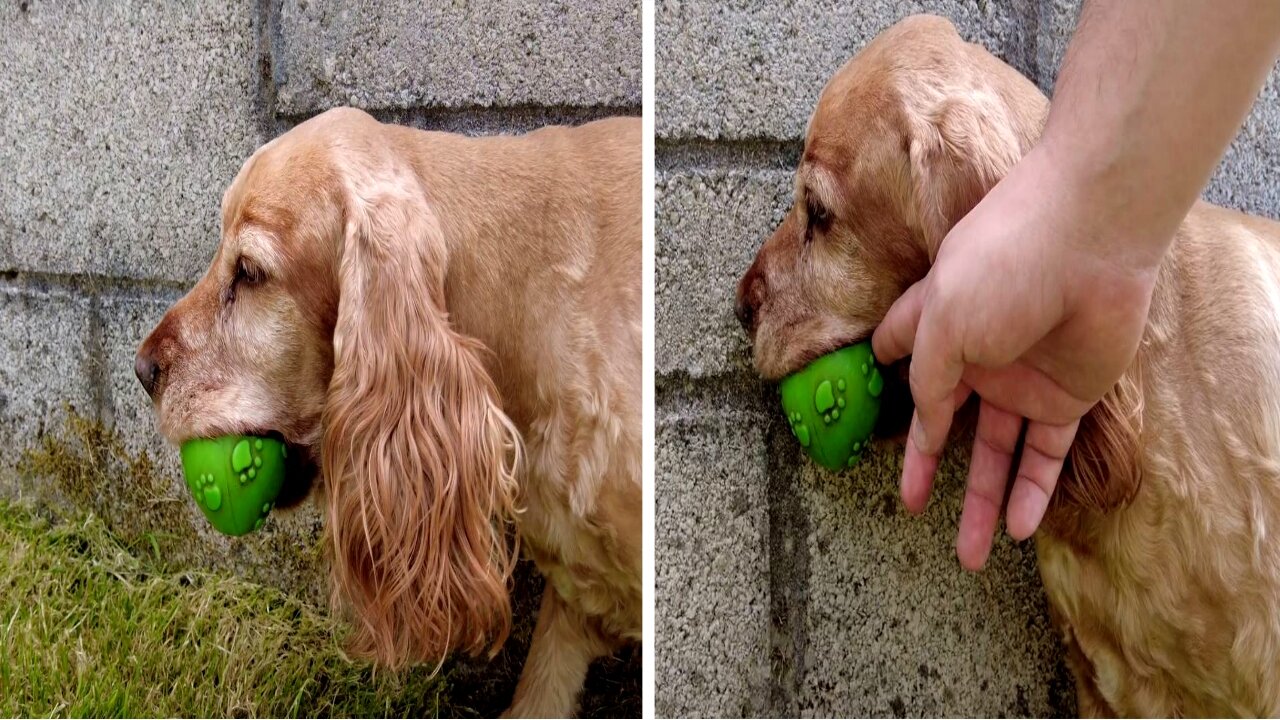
[1038,200,1280,716]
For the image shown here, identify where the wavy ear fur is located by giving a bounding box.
[907,90,1023,253]
[1046,370,1145,539]
[322,170,522,668]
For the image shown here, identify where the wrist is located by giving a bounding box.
[1027,134,1176,275]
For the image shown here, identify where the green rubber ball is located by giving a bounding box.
[780,342,885,470]
[180,435,287,536]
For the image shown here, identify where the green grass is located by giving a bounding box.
[3,410,640,718]
[0,501,450,718]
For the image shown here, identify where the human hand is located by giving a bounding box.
[871,144,1162,570]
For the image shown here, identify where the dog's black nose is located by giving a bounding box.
[134,351,162,399]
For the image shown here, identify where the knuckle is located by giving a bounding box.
[907,361,931,400]
[908,360,951,407]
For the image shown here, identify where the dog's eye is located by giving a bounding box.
[235,258,264,286]
[223,257,264,305]
[805,199,832,241]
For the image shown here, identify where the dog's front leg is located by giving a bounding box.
[503,586,611,718]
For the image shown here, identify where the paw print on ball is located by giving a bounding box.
[864,361,884,398]
[812,360,885,466]
[814,378,847,424]
[232,438,267,484]
[192,472,222,511]
[787,411,811,447]
[231,439,275,522]
[186,439,276,524]
[181,435,288,536]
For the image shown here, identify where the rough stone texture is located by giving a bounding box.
[656,0,1038,141]
[799,438,1073,717]
[361,104,641,138]
[656,170,791,378]
[0,283,94,496]
[655,403,772,718]
[1031,0,1079,98]
[97,291,183,467]
[1036,0,1280,219]
[276,0,642,115]
[1209,68,1280,219]
[0,1,263,283]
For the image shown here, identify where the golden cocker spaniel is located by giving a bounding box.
[136,108,641,718]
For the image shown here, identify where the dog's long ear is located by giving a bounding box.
[906,90,1024,253]
[903,46,1046,253]
[322,171,522,669]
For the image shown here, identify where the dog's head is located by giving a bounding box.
[136,107,520,668]
[736,16,1144,522]
[735,15,1047,382]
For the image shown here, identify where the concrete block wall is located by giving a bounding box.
[0,0,639,714]
[655,0,1280,716]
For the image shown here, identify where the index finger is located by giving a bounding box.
[872,280,925,365]
[905,288,966,456]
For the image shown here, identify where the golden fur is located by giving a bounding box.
[136,109,642,717]
[737,15,1280,716]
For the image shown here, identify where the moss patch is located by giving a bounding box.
[17,407,197,568]
[0,500,450,718]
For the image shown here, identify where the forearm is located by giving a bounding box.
[1040,0,1280,268]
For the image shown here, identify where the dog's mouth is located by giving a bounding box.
[274,434,320,509]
